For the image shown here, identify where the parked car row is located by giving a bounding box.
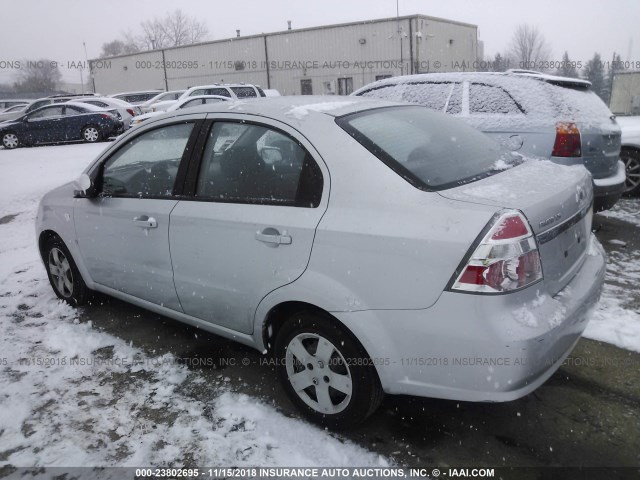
[0,84,269,148]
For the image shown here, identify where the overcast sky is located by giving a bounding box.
[1,0,638,84]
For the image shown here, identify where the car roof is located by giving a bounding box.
[65,101,107,112]
[109,90,164,96]
[185,84,259,91]
[151,95,405,125]
[353,71,592,93]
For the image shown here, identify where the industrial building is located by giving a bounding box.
[610,70,640,115]
[89,14,479,95]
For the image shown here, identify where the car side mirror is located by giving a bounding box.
[73,173,97,198]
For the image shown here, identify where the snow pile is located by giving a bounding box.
[598,198,640,227]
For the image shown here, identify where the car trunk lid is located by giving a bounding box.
[438,160,593,296]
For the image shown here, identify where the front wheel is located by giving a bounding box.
[621,148,640,196]
[2,132,19,149]
[82,126,101,143]
[43,236,91,306]
[274,311,384,429]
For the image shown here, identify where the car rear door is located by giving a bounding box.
[169,115,328,334]
[74,118,204,310]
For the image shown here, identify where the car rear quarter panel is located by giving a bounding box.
[255,118,498,319]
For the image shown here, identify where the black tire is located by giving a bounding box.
[81,125,101,143]
[274,311,384,429]
[621,148,640,196]
[43,236,91,306]
[2,131,20,149]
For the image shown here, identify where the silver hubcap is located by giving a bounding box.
[623,154,640,192]
[3,133,18,148]
[48,247,73,297]
[84,127,99,142]
[285,333,353,414]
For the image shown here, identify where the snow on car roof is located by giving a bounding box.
[65,101,109,112]
[353,72,612,125]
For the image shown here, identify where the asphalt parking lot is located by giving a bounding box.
[75,202,640,470]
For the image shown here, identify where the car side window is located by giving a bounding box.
[180,99,203,109]
[100,123,195,198]
[230,86,258,98]
[190,89,206,97]
[469,84,522,114]
[64,106,83,115]
[207,88,231,97]
[29,106,64,119]
[195,122,323,207]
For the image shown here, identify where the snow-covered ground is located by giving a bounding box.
[1,142,639,468]
[0,143,388,468]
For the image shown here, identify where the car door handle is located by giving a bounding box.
[133,215,158,228]
[255,228,292,245]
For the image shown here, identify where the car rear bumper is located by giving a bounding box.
[335,234,606,402]
[593,160,626,211]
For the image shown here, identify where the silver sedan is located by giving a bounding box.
[36,97,605,428]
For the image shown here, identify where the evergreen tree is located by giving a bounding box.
[583,53,606,100]
[556,51,578,78]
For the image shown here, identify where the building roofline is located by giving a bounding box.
[90,14,477,62]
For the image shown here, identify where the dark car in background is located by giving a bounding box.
[0,103,123,149]
[353,71,625,211]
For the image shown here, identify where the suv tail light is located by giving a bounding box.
[552,122,581,157]
[126,108,135,116]
[450,210,542,294]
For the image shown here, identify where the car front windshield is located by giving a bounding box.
[337,106,520,191]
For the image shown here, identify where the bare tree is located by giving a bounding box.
[137,9,208,50]
[13,59,62,93]
[139,17,168,50]
[100,10,208,56]
[508,24,551,70]
[99,39,140,58]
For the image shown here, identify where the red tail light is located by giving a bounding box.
[100,114,112,119]
[126,108,135,116]
[451,210,543,294]
[552,122,581,157]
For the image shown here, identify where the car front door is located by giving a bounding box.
[169,117,328,334]
[24,106,65,144]
[74,120,201,310]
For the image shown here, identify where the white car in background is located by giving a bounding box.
[108,90,164,105]
[130,95,231,127]
[178,83,265,102]
[139,90,186,113]
[69,97,141,129]
[0,104,30,123]
[616,116,640,196]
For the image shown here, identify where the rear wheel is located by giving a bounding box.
[82,126,101,143]
[2,132,19,149]
[274,311,384,429]
[621,148,640,196]
[43,236,90,306]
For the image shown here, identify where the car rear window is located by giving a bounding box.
[548,84,613,123]
[230,86,258,98]
[469,84,522,114]
[337,106,518,191]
